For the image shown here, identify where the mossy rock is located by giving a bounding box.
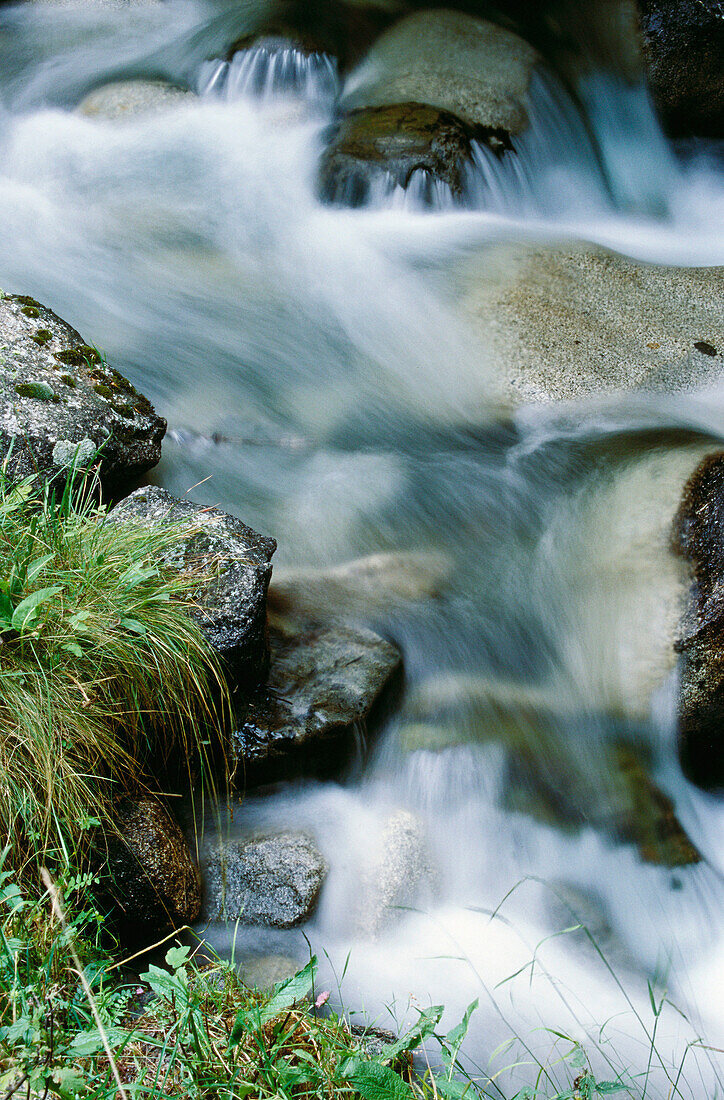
[0,293,165,491]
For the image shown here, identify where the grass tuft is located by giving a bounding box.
[0,460,229,889]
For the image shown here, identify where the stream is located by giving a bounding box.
[0,1,723,1096]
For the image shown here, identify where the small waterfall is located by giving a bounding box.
[198,38,339,107]
[463,71,608,217]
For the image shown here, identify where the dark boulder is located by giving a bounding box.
[105,797,201,939]
[673,450,724,788]
[0,292,165,492]
[110,487,276,689]
[637,0,724,137]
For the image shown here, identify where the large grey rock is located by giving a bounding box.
[458,241,724,406]
[105,797,201,939]
[233,610,402,781]
[77,79,192,121]
[637,0,724,138]
[110,487,276,687]
[321,9,536,203]
[203,833,327,927]
[343,9,539,135]
[0,292,165,490]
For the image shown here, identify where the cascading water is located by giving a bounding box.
[0,1,722,1096]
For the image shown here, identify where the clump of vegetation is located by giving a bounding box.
[0,459,228,889]
[0,867,634,1100]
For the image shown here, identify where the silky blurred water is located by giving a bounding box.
[0,2,722,1095]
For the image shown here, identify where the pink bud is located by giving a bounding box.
[315,991,331,1009]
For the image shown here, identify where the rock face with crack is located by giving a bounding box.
[0,292,165,490]
[233,611,402,782]
[105,797,201,940]
[203,833,327,926]
[110,487,276,687]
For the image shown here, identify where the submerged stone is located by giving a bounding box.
[77,80,192,121]
[356,809,435,938]
[399,672,701,867]
[0,293,165,491]
[110,487,276,688]
[238,954,303,991]
[203,832,327,927]
[269,549,453,622]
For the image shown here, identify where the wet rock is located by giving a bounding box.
[238,954,303,991]
[458,241,724,405]
[110,487,276,688]
[343,9,539,135]
[637,0,724,138]
[203,833,327,927]
[319,103,475,204]
[357,809,434,937]
[105,797,201,938]
[77,79,192,121]
[320,9,537,203]
[673,451,724,788]
[233,609,402,783]
[0,292,165,491]
[269,549,453,621]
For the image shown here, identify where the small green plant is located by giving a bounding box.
[0,460,229,889]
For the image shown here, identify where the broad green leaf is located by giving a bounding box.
[445,998,478,1060]
[25,553,54,586]
[69,1027,123,1057]
[260,956,317,1024]
[431,1076,472,1100]
[120,617,147,635]
[382,1004,444,1061]
[11,585,63,631]
[5,1017,31,1042]
[229,1006,257,1050]
[165,945,191,972]
[347,1060,412,1100]
[52,1065,87,1099]
[568,1046,587,1069]
[62,642,84,658]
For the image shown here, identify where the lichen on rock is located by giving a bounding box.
[0,293,165,491]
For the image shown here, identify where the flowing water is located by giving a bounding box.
[1,2,723,1095]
